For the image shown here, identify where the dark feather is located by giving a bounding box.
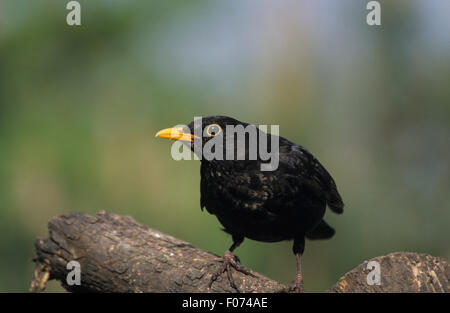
[306,220,335,239]
[191,116,344,249]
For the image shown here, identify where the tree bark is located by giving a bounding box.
[30,211,449,293]
[329,252,449,293]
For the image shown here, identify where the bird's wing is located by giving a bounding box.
[282,144,344,214]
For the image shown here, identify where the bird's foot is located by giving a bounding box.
[209,250,254,292]
[284,277,306,293]
[278,277,306,293]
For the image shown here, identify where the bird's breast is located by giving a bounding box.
[200,164,308,241]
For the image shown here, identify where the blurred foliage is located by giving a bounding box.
[0,0,449,292]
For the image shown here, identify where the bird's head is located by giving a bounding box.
[155,115,247,149]
[156,115,279,171]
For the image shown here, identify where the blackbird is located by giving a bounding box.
[156,116,343,292]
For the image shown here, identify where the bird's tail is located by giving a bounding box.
[306,220,335,240]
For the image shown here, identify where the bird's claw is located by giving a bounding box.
[287,283,305,293]
[281,278,306,293]
[209,250,254,292]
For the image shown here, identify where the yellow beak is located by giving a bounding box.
[155,127,199,143]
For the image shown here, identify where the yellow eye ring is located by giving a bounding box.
[205,124,222,137]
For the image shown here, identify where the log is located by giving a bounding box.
[329,252,449,293]
[30,211,449,293]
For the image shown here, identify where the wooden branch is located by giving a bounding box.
[30,211,285,292]
[328,252,449,293]
[30,211,449,293]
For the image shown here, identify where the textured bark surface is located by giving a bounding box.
[30,211,449,293]
[328,252,449,293]
[31,211,285,293]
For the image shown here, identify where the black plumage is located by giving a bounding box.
[156,116,343,292]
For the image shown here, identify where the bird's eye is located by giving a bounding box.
[205,124,222,137]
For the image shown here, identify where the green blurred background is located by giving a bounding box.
[0,0,449,292]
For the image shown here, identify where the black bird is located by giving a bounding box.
[156,116,343,292]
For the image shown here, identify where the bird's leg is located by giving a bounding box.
[280,237,306,293]
[209,236,253,292]
[288,253,306,293]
